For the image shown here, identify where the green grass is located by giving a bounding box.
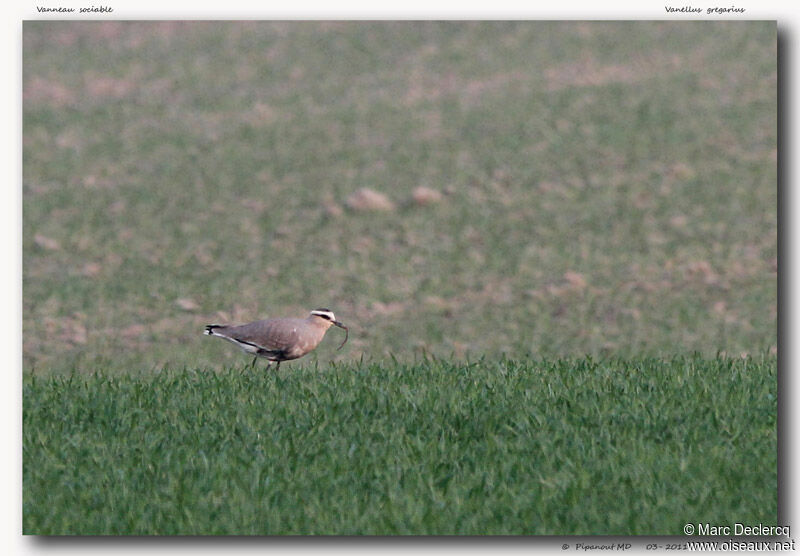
[24,355,776,535]
[23,22,776,374]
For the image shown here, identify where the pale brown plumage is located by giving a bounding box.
[204,308,348,369]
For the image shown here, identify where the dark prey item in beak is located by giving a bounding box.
[333,321,348,350]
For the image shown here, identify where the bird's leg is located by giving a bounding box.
[251,355,257,369]
[276,361,281,371]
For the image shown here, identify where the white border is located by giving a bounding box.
[6,3,794,555]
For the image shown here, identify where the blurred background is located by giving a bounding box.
[23,21,777,374]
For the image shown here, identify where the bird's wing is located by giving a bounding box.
[227,318,301,352]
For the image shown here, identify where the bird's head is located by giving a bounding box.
[310,308,349,349]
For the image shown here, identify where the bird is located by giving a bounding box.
[204,308,348,369]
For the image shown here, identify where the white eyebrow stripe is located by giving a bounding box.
[310,310,336,321]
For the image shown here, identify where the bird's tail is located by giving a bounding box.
[204,324,224,336]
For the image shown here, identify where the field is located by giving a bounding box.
[23,21,776,372]
[24,356,776,535]
[23,21,777,535]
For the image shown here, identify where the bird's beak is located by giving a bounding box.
[333,321,348,350]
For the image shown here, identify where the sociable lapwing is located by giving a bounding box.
[204,308,348,369]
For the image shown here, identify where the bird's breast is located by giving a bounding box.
[286,326,327,358]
